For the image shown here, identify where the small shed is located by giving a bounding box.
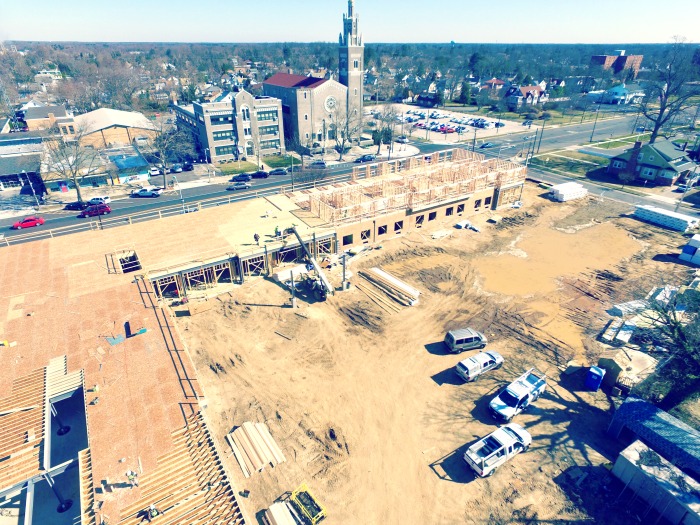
[612,440,700,525]
[597,348,658,388]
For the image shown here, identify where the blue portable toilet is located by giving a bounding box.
[585,366,606,391]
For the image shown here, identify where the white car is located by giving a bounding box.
[88,196,111,205]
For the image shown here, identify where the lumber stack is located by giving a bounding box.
[263,502,301,525]
[227,422,286,478]
[358,267,421,306]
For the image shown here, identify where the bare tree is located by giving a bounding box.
[42,126,104,203]
[372,105,398,156]
[641,37,700,144]
[151,124,197,188]
[329,108,362,162]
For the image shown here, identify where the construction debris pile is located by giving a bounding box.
[226,422,286,478]
[358,267,421,309]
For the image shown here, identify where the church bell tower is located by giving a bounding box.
[339,0,364,126]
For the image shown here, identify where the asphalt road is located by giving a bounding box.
[2,111,697,245]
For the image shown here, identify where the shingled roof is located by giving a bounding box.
[263,72,327,89]
[608,397,700,480]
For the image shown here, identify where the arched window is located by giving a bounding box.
[241,105,251,121]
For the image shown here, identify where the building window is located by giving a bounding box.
[260,139,280,150]
[342,234,353,246]
[485,197,492,206]
[415,215,424,228]
[474,199,482,209]
[259,125,278,136]
[446,207,453,216]
[360,229,370,243]
[244,127,251,137]
[378,225,387,235]
[394,221,403,233]
[246,141,254,156]
[457,204,465,214]
[257,110,278,121]
[353,59,359,69]
[304,92,307,99]
[68,125,75,133]
[428,212,436,221]
[241,106,250,121]
[304,114,308,121]
[354,88,357,96]
[305,133,309,139]
[213,130,233,141]
[214,145,236,156]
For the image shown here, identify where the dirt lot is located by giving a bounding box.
[175,184,693,524]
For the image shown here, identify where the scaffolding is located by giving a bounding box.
[288,148,526,226]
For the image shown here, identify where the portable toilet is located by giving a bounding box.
[585,366,606,391]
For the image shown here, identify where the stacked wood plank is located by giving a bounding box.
[358,267,421,307]
[78,448,97,525]
[227,422,286,478]
[263,502,299,525]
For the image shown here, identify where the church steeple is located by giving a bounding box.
[339,0,364,126]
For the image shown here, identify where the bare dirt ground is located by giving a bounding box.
[175,184,694,525]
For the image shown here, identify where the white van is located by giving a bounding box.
[455,351,504,382]
[444,328,487,353]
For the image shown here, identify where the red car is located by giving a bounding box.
[78,204,112,218]
[12,216,45,229]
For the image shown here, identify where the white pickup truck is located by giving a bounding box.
[463,423,532,477]
[489,368,546,422]
[131,186,163,198]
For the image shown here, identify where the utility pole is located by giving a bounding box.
[537,118,547,153]
[590,102,602,142]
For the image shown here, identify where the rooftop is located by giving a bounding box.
[263,72,327,89]
[74,108,157,136]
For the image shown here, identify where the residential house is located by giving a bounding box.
[174,88,285,164]
[504,85,550,110]
[591,50,643,78]
[601,83,645,105]
[607,140,696,185]
[20,104,71,131]
[263,72,347,150]
[482,78,506,91]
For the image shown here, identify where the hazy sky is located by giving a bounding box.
[0,0,697,44]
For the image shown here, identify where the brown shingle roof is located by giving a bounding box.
[264,72,327,89]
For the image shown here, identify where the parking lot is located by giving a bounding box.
[370,103,533,151]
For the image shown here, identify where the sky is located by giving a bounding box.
[0,0,698,44]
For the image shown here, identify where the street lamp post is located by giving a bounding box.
[172,174,185,213]
[472,128,477,152]
[589,103,602,142]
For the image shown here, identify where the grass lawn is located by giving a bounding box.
[591,133,651,149]
[263,154,300,168]
[529,152,608,178]
[218,161,259,175]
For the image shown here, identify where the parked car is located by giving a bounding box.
[355,154,376,163]
[455,351,504,382]
[269,168,287,176]
[231,174,252,182]
[444,327,488,353]
[131,186,163,198]
[489,368,547,422]
[480,142,495,149]
[88,196,111,205]
[63,201,89,211]
[170,163,183,173]
[12,216,45,229]
[149,167,161,176]
[309,160,328,169]
[463,423,531,478]
[79,204,112,217]
[227,182,252,191]
[251,170,269,179]
[523,120,533,126]
[495,122,505,128]
[396,136,409,144]
[182,161,194,171]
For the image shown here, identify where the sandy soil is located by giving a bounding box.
[175,185,692,525]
